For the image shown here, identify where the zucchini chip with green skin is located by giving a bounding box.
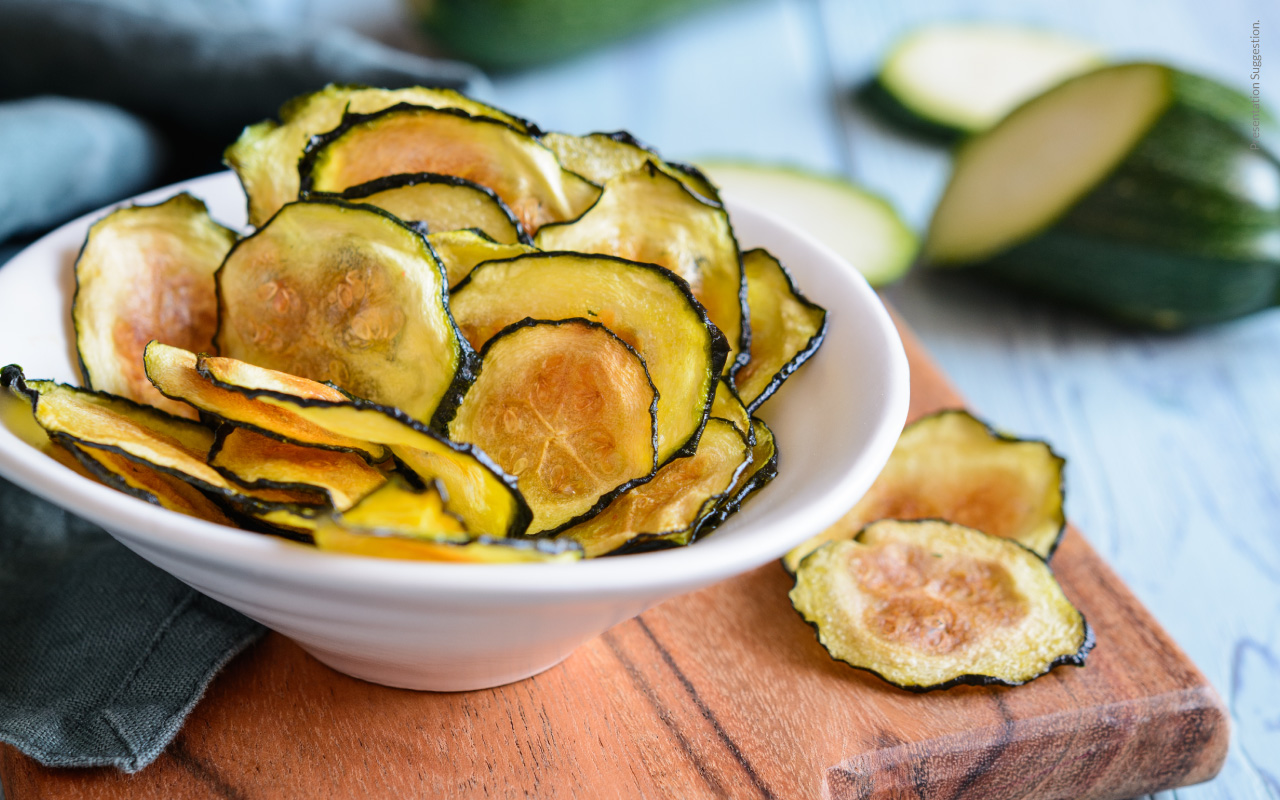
[542,131,720,202]
[449,252,727,464]
[733,248,828,413]
[215,199,474,427]
[710,379,752,444]
[790,520,1092,691]
[208,426,387,512]
[785,410,1066,572]
[705,417,778,531]
[73,193,237,419]
[325,173,530,245]
[299,105,599,234]
[226,84,533,227]
[326,477,468,541]
[58,438,234,525]
[426,229,537,288]
[449,319,659,536]
[563,418,749,557]
[535,161,748,372]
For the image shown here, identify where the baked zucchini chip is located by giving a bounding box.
[144,342,387,462]
[326,173,530,245]
[226,84,533,227]
[426,229,537,288]
[705,417,778,530]
[449,319,659,535]
[563,418,750,557]
[215,199,474,427]
[535,162,748,372]
[733,248,828,413]
[208,426,386,511]
[449,252,727,464]
[542,131,719,202]
[299,105,599,234]
[784,410,1065,572]
[790,520,1092,691]
[73,193,237,419]
[710,379,752,443]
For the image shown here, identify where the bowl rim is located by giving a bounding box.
[0,172,909,599]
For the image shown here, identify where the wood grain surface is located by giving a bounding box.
[0,314,1229,800]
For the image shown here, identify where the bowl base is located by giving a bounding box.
[297,641,576,692]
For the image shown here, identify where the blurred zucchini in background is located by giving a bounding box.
[925,62,1280,330]
[861,24,1102,140]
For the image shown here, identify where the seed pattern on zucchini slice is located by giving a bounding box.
[73,193,237,419]
[790,520,1092,691]
[209,426,386,511]
[426,229,538,288]
[144,342,388,462]
[449,252,727,464]
[299,105,599,234]
[733,248,828,413]
[226,84,534,227]
[323,173,530,245]
[563,418,750,557]
[449,319,659,535]
[535,161,748,373]
[704,416,778,532]
[784,410,1065,572]
[542,131,720,203]
[215,199,475,427]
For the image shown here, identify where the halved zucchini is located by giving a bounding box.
[299,105,599,234]
[449,319,658,535]
[208,426,386,511]
[705,416,778,530]
[695,162,918,287]
[144,342,387,462]
[72,193,237,418]
[325,173,529,244]
[542,131,719,202]
[535,161,747,371]
[784,410,1065,573]
[790,519,1092,691]
[426,229,537,287]
[733,248,828,412]
[215,199,474,426]
[449,252,727,464]
[226,84,533,227]
[562,418,749,557]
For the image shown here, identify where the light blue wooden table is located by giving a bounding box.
[473,1,1280,797]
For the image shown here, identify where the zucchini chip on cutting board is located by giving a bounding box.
[785,410,1065,572]
[448,319,659,536]
[215,199,474,427]
[325,173,531,245]
[790,519,1092,691]
[73,193,236,419]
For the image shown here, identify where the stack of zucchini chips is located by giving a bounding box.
[3,86,829,564]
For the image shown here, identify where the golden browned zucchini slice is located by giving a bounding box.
[785,410,1065,572]
[541,131,720,202]
[209,426,386,511]
[449,252,727,464]
[448,319,658,535]
[732,248,828,413]
[72,193,237,419]
[323,173,529,244]
[143,342,387,462]
[535,162,747,372]
[705,416,778,531]
[710,379,752,442]
[563,419,750,557]
[426,229,537,288]
[790,519,1092,690]
[226,84,534,227]
[215,199,474,426]
[300,105,599,234]
[60,439,234,525]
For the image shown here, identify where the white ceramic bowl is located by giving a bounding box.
[0,172,908,691]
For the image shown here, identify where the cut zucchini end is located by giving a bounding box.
[924,63,1173,265]
[694,161,917,287]
[790,519,1092,691]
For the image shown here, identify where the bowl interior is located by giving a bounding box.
[0,172,908,598]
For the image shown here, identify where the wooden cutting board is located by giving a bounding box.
[0,314,1228,800]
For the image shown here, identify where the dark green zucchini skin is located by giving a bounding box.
[933,68,1280,330]
[854,78,965,143]
[738,249,829,414]
[698,418,779,538]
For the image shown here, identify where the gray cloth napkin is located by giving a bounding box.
[0,0,481,773]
